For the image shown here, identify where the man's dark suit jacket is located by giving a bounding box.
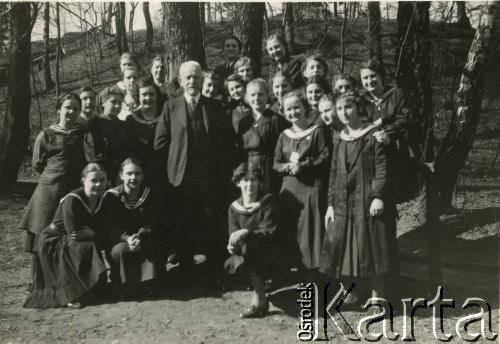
[154,94,230,187]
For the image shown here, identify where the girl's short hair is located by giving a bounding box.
[223,36,242,51]
[150,54,165,66]
[81,162,107,179]
[203,69,220,81]
[304,75,330,93]
[56,93,81,110]
[78,85,96,96]
[301,54,329,77]
[99,85,124,103]
[271,71,292,86]
[265,34,289,57]
[122,66,139,78]
[234,56,256,74]
[319,93,335,105]
[119,156,145,175]
[232,162,263,185]
[245,78,270,97]
[335,91,369,118]
[281,90,309,114]
[137,76,157,90]
[224,73,245,96]
[360,56,386,80]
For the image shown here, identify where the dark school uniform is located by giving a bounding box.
[24,188,106,308]
[319,128,393,278]
[101,185,166,285]
[126,110,163,187]
[224,194,278,275]
[274,124,330,269]
[20,124,87,252]
[240,109,289,194]
[84,115,137,184]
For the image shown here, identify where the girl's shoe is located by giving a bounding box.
[66,302,82,309]
[240,301,269,318]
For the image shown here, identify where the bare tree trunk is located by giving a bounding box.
[340,2,348,72]
[232,3,265,75]
[119,2,128,52]
[55,3,61,98]
[0,3,32,192]
[334,2,338,18]
[200,3,205,48]
[264,5,270,38]
[129,3,138,53]
[455,1,472,30]
[284,2,295,55]
[435,2,498,211]
[43,2,55,90]
[207,2,212,22]
[162,2,206,82]
[114,3,123,54]
[368,2,383,61]
[106,2,113,34]
[143,2,153,58]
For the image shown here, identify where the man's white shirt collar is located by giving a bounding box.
[184,93,201,105]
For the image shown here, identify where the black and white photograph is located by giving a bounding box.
[0,1,498,342]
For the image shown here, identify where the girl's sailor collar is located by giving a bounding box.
[231,194,272,214]
[105,185,151,210]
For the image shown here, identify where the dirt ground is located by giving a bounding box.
[1,168,499,343]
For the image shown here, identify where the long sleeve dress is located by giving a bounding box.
[84,115,137,184]
[319,127,393,279]
[274,124,330,270]
[125,110,163,187]
[23,188,106,308]
[241,109,289,194]
[224,194,278,275]
[101,185,166,284]
[20,124,87,252]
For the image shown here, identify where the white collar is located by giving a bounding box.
[231,194,272,214]
[60,192,104,214]
[283,124,318,140]
[339,123,378,141]
[184,93,201,105]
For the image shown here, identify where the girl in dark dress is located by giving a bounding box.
[102,158,166,298]
[274,91,330,275]
[24,163,108,309]
[241,78,289,194]
[21,94,87,254]
[225,163,278,318]
[320,92,393,304]
[149,55,169,110]
[359,58,413,278]
[270,71,292,117]
[224,73,251,134]
[305,75,330,126]
[266,34,303,89]
[234,56,257,85]
[126,77,162,187]
[84,86,137,184]
[214,36,242,81]
[301,54,330,90]
[202,69,223,101]
[78,86,98,125]
[118,66,140,121]
[331,73,356,96]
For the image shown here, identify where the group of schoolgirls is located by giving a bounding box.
[21,33,412,319]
